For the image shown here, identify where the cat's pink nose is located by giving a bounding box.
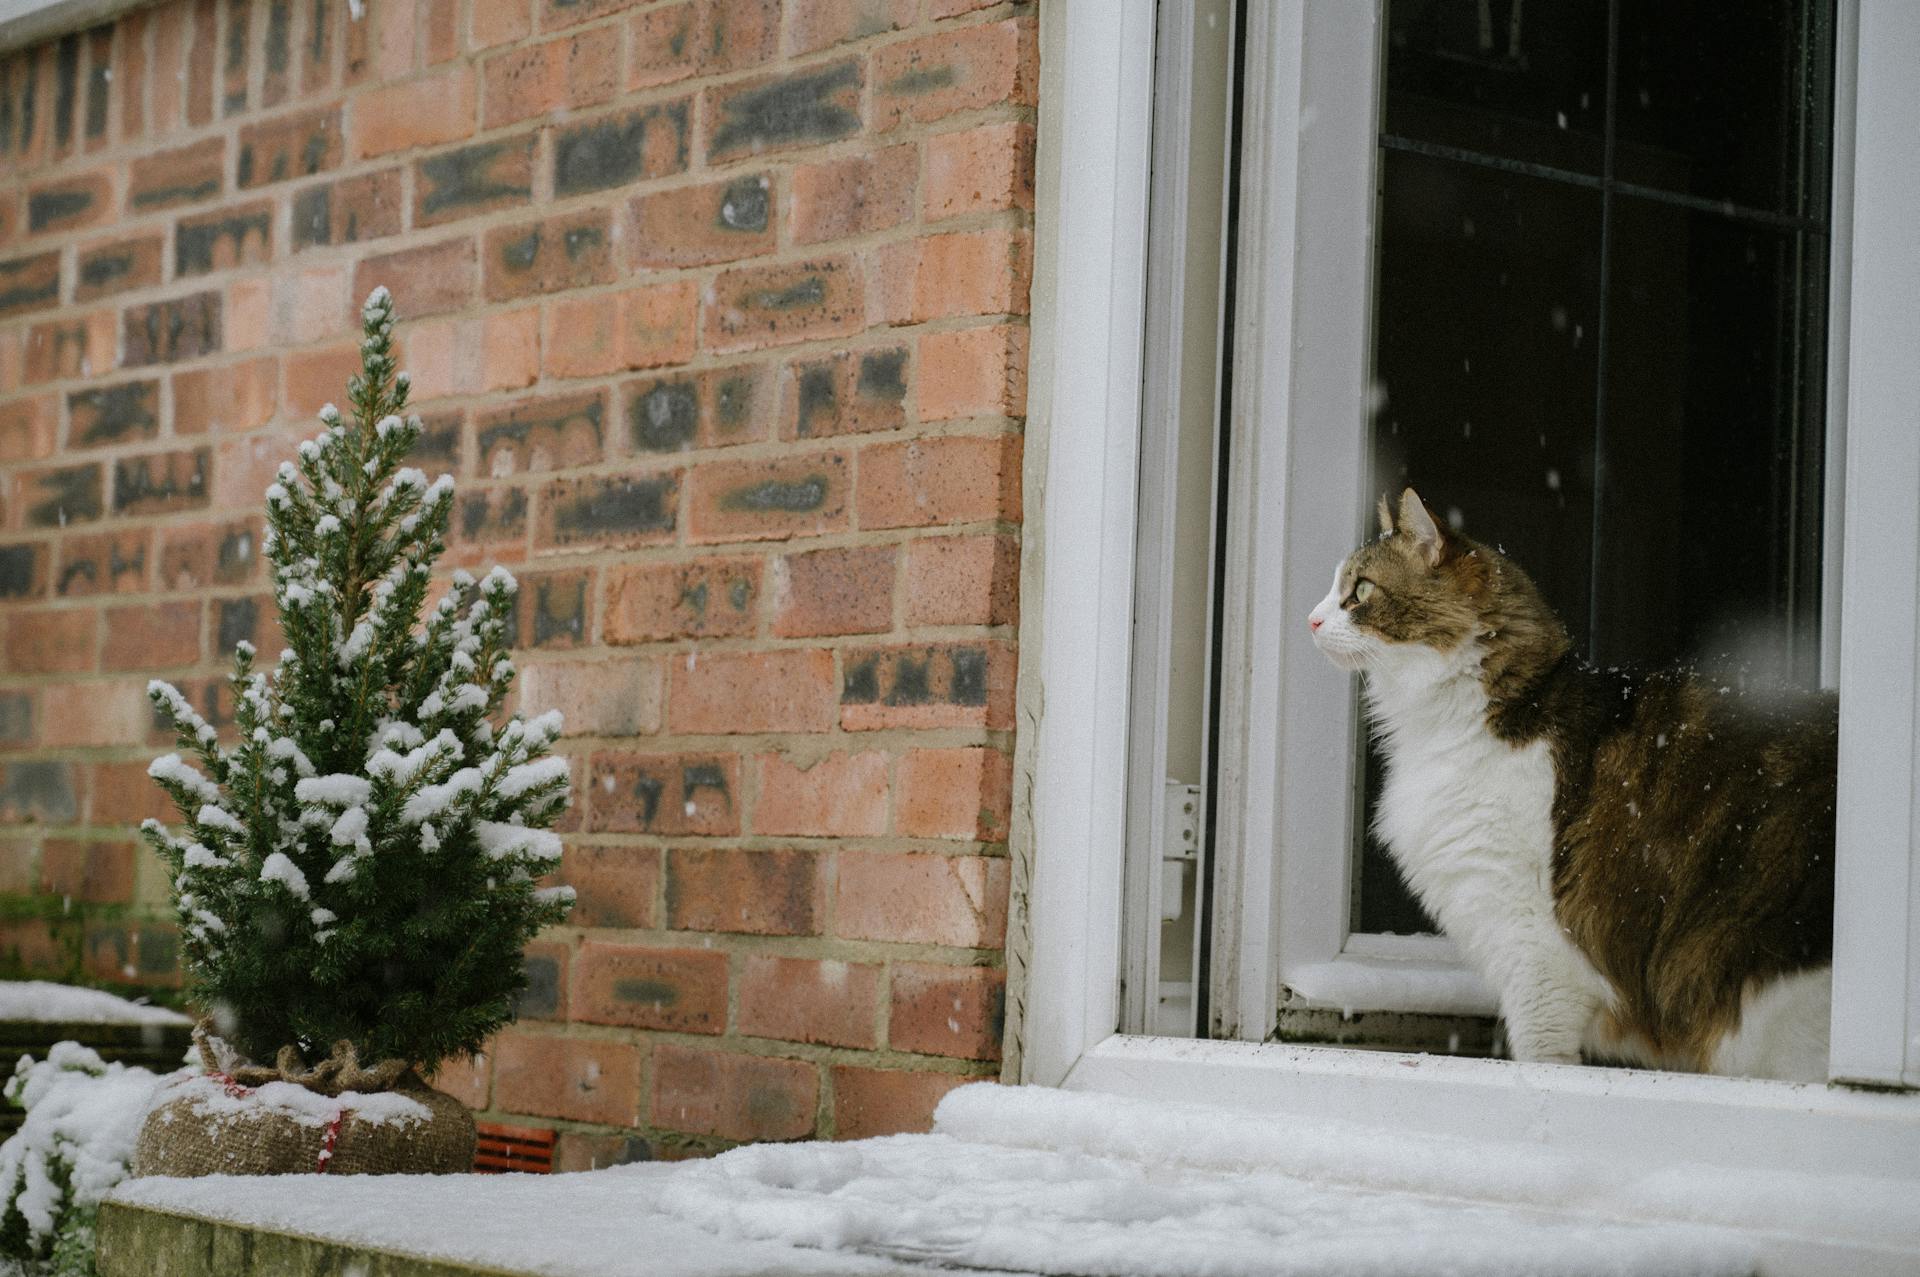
[1308,616,1323,632]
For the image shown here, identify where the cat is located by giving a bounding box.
[1307,488,1836,1082]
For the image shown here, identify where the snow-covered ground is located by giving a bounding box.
[0,982,189,1027]
[109,1081,1916,1277]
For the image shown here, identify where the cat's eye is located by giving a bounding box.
[1348,579,1376,606]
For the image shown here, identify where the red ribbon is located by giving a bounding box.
[316,1107,344,1173]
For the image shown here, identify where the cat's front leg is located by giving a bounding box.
[1496,973,1598,1064]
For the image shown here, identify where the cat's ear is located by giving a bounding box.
[1397,488,1452,567]
[1376,494,1395,537]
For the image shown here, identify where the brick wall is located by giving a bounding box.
[0,0,1033,1164]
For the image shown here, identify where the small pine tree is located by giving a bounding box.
[143,288,574,1074]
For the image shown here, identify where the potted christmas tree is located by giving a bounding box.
[132,288,574,1177]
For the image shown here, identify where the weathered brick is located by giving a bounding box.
[415,136,535,228]
[558,844,660,929]
[213,596,262,653]
[604,557,760,643]
[630,174,774,268]
[0,398,57,464]
[4,608,95,674]
[918,324,1028,422]
[517,939,571,1021]
[450,487,528,555]
[670,648,836,735]
[856,434,1022,529]
[259,0,294,106]
[236,105,343,187]
[629,0,779,88]
[172,357,278,435]
[185,1,219,129]
[650,1044,817,1142]
[535,472,678,551]
[39,680,149,749]
[351,238,475,318]
[40,839,134,904]
[117,14,146,140]
[586,751,738,835]
[781,346,906,439]
[0,253,61,319]
[55,529,149,597]
[705,59,860,162]
[155,518,263,591]
[831,1066,972,1140]
[704,257,863,353]
[122,292,222,366]
[103,599,201,670]
[221,0,250,116]
[23,312,116,385]
[873,19,1037,128]
[871,228,1033,323]
[492,1029,641,1127]
[224,277,271,353]
[686,451,850,544]
[174,202,273,277]
[787,0,914,55]
[68,380,159,447]
[889,963,1004,1060]
[551,102,691,197]
[754,749,888,837]
[84,758,173,825]
[0,761,80,823]
[111,447,211,516]
[17,463,103,528]
[925,121,1036,220]
[904,533,1018,627]
[483,210,615,303]
[0,543,50,601]
[788,144,915,245]
[519,655,662,736]
[839,639,1013,730]
[773,545,893,637]
[83,921,181,986]
[353,67,476,157]
[476,391,605,477]
[619,364,771,457]
[75,234,164,303]
[291,170,404,251]
[516,567,593,648]
[25,170,111,235]
[837,849,1009,948]
[483,26,619,128]
[665,847,821,936]
[572,941,728,1034]
[127,138,224,211]
[739,955,879,1048]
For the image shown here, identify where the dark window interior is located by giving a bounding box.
[1356,0,1836,936]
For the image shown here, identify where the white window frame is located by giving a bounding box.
[1010,0,1920,1257]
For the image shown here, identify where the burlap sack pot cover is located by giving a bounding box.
[131,1032,474,1178]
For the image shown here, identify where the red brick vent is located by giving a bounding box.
[473,1121,556,1174]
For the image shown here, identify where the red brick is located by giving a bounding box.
[739,955,880,1048]
[619,364,774,457]
[918,324,1028,422]
[604,557,762,643]
[542,282,698,380]
[780,346,907,440]
[554,1130,651,1172]
[0,839,36,896]
[0,919,58,976]
[704,257,863,353]
[535,472,679,552]
[856,435,1022,529]
[572,941,728,1034]
[5,609,95,674]
[754,749,888,837]
[630,175,776,269]
[585,751,739,835]
[836,850,1009,947]
[475,390,607,476]
[172,357,279,437]
[424,0,461,64]
[685,451,850,544]
[212,424,307,511]
[122,292,222,367]
[650,1044,817,1142]
[773,545,893,637]
[0,542,48,601]
[55,529,151,598]
[14,462,104,530]
[924,121,1036,220]
[25,170,113,237]
[111,448,212,517]
[352,238,476,320]
[788,144,915,248]
[473,0,533,48]
[840,641,1015,730]
[705,57,860,163]
[185,0,216,125]
[482,308,542,392]
[173,202,273,278]
[128,138,224,212]
[39,839,134,904]
[537,0,630,30]
[492,1029,641,1126]
[871,228,1033,323]
[873,19,1037,128]
[237,106,344,188]
[888,963,1003,1060]
[85,759,175,826]
[518,655,662,736]
[24,313,117,385]
[669,649,837,734]
[898,748,1013,841]
[284,345,361,417]
[483,26,619,128]
[787,0,914,55]
[483,210,616,303]
[75,235,164,303]
[414,137,534,228]
[102,600,201,670]
[558,844,660,929]
[292,170,406,251]
[120,11,149,140]
[629,0,779,88]
[904,534,1018,627]
[519,939,571,1019]
[665,847,822,936]
[0,397,58,464]
[427,1048,490,1110]
[831,1066,973,1140]
[352,68,477,158]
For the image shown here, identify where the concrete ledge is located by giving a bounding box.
[96,1200,528,1277]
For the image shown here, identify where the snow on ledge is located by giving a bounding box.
[0,982,190,1028]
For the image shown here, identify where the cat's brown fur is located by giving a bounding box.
[1352,491,1835,1069]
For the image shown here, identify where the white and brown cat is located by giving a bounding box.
[1309,489,1835,1082]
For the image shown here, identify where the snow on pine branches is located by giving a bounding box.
[142,288,574,1075]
